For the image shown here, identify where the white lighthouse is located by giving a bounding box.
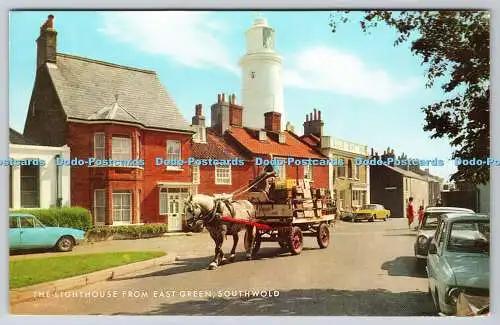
[239,16,285,130]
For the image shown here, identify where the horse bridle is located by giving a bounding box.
[185,199,220,226]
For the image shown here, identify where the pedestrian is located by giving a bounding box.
[406,197,415,230]
[417,205,425,229]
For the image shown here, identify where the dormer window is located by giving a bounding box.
[258,130,267,141]
[193,125,206,143]
[278,132,286,144]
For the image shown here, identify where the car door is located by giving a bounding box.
[8,216,21,249]
[427,219,445,288]
[19,216,54,249]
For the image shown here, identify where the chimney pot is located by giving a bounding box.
[318,110,321,120]
[306,114,309,122]
[217,94,221,103]
[309,112,313,121]
[222,93,225,103]
[195,104,203,116]
[232,94,236,104]
[314,109,317,120]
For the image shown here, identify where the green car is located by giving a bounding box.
[9,213,86,252]
[427,213,489,315]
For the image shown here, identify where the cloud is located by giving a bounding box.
[98,11,238,73]
[284,46,420,102]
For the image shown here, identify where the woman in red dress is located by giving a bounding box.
[406,197,415,229]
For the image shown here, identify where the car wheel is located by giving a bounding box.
[384,215,388,221]
[369,214,375,222]
[56,236,74,252]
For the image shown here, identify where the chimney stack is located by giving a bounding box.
[303,109,324,138]
[211,93,231,135]
[264,111,281,133]
[229,94,243,127]
[192,104,205,127]
[36,14,57,69]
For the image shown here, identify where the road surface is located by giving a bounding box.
[10,218,435,316]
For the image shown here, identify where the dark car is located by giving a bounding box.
[414,206,474,267]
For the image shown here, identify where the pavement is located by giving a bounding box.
[10,218,436,316]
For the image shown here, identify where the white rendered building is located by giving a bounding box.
[9,128,71,209]
[239,16,285,130]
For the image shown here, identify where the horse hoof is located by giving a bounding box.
[228,254,236,263]
[220,257,228,265]
[208,262,218,270]
[246,254,252,261]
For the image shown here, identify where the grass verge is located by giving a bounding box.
[10,251,166,289]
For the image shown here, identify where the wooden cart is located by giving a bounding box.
[242,178,336,256]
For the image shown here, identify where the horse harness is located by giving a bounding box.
[202,198,236,226]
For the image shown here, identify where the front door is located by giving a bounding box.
[167,191,184,232]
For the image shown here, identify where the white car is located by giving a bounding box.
[414,207,474,267]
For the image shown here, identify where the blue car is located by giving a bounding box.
[427,213,489,315]
[9,213,86,252]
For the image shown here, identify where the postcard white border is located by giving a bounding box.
[1,1,497,325]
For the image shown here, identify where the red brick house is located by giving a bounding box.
[23,15,195,230]
[190,94,330,196]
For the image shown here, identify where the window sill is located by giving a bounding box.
[215,183,232,186]
[166,167,183,172]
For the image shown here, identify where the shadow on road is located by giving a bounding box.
[110,247,310,281]
[104,288,435,316]
[381,256,427,278]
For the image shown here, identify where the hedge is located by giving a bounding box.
[86,223,169,241]
[12,207,93,231]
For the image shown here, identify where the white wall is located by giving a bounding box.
[408,177,429,208]
[9,144,71,209]
[240,17,284,130]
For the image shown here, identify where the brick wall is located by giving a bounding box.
[142,129,192,223]
[196,164,254,196]
[67,122,193,224]
[23,66,67,146]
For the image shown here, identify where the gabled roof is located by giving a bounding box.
[191,128,249,161]
[384,165,429,181]
[300,134,320,147]
[88,100,139,123]
[227,127,326,159]
[9,128,40,145]
[45,53,192,132]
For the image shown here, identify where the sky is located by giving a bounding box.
[8,10,459,180]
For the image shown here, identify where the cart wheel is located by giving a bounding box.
[289,226,303,255]
[316,223,330,249]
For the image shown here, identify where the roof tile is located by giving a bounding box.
[227,127,326,159]
[47,53,192,132]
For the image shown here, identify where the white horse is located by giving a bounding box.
[185,193,258,270]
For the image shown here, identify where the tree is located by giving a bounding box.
[330,11,490,185]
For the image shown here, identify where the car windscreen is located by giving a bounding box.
[447,220,489,254]
[362,205,377,210]
[421,212,443,229]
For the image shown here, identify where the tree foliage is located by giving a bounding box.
[330,11,490,185]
